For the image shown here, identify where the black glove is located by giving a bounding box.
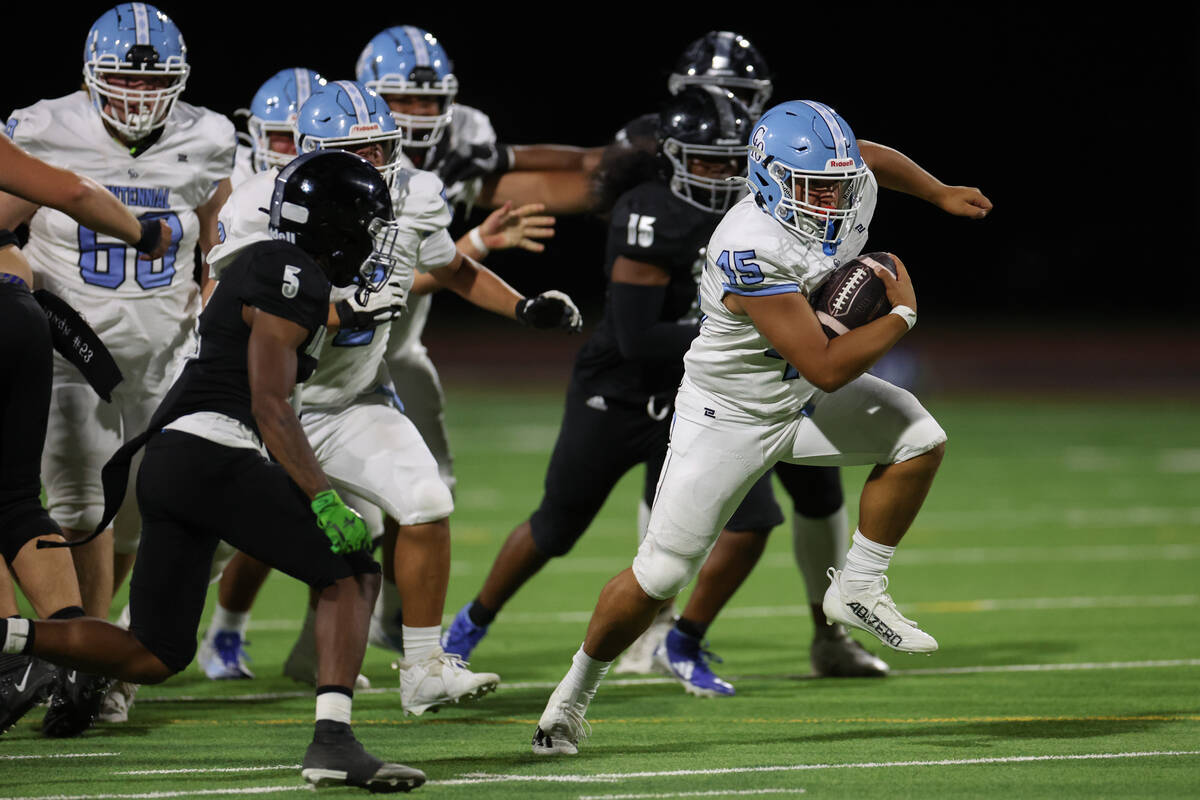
[515,290,582,332]
[436,142,513,187]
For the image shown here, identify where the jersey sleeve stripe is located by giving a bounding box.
[722,283,801,297]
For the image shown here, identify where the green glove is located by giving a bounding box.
[311,489,370,554]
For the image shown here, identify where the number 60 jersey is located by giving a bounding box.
[684,179,877,419]
[5,90,234,369]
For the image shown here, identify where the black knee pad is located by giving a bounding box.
[528,504,592,557]
[775,464,845,518]
[0,501,63,565]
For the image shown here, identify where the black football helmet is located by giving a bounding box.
[268,150,401,291]
[668,31,773,117]
[658,86,751,214]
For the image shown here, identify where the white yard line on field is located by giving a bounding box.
[432,750,1200,786]
[0,787,310,800]
[0,753,119,761]
[113,765,300,775]
[132,657,1200,704]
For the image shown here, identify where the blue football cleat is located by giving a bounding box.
[198,630,254,680]
[440,604,489,661]
[654,628,735,697]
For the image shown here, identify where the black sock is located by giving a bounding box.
[49,606,85,620]
[467,599,496,627]
[675,617,708,640]
[313,718,354,741]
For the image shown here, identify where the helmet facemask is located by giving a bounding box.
[297,128,405,188]
[373,68,458,155]
[669,73,772,118]
[663,138,747,214]
[764,157,868,254]
[84,47,188,140]
[248,116,297,171]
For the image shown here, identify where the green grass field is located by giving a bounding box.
[4,386,1199,799]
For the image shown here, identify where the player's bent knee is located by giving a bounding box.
[891,415,948,465]
[409,477,454,523]
[632,537,703,601]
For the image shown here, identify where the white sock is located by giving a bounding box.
[841,530,895,592]
[315,691,352,724]
[792,506,850,605]
[116,604,132,630]
[561,645,610,707]
[2,618,31,655]
[402,625,442,662]
[209,605,250,638]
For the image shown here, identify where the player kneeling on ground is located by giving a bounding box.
[0,151,426,792]
[531,100,946,755]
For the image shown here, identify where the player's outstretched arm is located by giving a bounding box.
[419,251,581,330]
[455,201,555,261]
[0,135,170,258]
[859,140,992,219]
[477,169,597,215]
[733,259,917,393]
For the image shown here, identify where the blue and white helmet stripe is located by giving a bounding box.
[401,25,434,66]
[132,2,150,44]
[335,80,374,127]
[800,100,849,161]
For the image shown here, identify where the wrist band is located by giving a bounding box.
[889,305,917,330]
[134,218,162,254]
[467,226,489,258]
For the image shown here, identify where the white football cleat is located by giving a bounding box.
[612,603,674,675]
[531,683,591,756]
[822,568,937,653]
[96,680,139,723]
[811,626,890,677]
[395,648,499,716]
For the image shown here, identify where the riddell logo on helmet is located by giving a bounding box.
[826,158,855,168]
[349,124,382,135]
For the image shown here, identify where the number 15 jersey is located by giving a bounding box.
[684,178,877,420]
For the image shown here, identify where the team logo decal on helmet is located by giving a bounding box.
[746,100,869,255]
[269,150,402,293]
[83,3,189,139]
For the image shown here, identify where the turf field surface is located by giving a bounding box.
[3,387,1197,799]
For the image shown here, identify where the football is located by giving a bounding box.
[810,252,898,337]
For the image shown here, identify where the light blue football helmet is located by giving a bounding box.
[294,81,406,186]
[83,3,189,139]
[356,26,457,153]
[248,68,325,173]
[747,100,868,255]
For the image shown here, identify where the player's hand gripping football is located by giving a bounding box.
[311,489,371,554]
[477,202,555,253]
[516,290,583,332]
[870,254,917,313]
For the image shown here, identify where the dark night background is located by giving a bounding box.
[3,6,1198,346]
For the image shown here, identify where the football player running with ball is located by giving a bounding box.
[531,100,947,756]
[0,3,234,735]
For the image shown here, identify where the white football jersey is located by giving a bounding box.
[683,175,879,419]
[7,91,235,307]
[231,142,257,189]
[387,103,495,360]
[206,164,457,409]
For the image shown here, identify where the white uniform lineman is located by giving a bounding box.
[207,165,457,533]
[5,91,235,551]
[387,104,497,491]
[634,185,946,597]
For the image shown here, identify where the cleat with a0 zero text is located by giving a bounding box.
[302,720,425,792]
[822,568,937,653]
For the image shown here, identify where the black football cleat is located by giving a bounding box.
[41,668,113,738]
[301,720,426,793]
[0,655,58,736]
